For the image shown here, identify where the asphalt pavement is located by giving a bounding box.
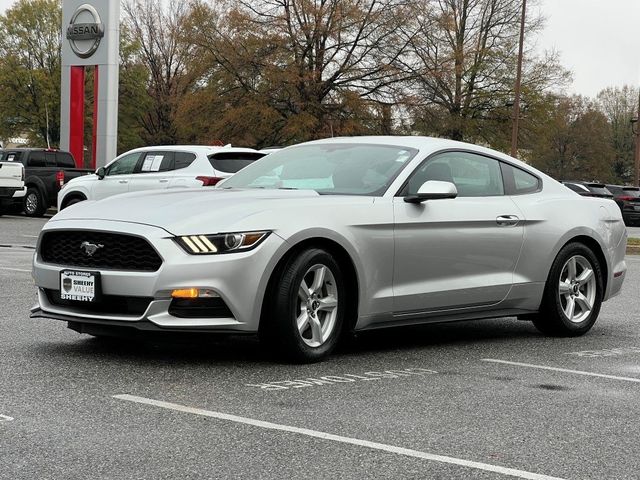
[1,214,639,480]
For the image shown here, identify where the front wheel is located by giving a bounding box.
[61,196,85,210]
[263,248,345,363]
[532,243,603,336]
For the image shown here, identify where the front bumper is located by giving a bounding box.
[13,186,26,198]
[31,219,285,332]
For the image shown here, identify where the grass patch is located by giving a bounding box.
[628,237,640,246]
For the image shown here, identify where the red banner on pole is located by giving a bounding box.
[69,65,85,168]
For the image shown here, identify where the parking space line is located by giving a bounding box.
[482,359,640,384]
[114,394,564,480]
[0,267,31,273]
[0,414,14,422]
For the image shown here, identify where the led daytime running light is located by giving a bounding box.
[176,231,269,255]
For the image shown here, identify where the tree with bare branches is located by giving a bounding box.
[184,0,414,144]
[403,0,569,143]
[122,0,202,145]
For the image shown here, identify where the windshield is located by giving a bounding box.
[219,143,418,196]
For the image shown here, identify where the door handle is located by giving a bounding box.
[118,180,128,184]
[496,215,520,227]
[159,179,168,183]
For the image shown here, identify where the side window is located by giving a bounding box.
[174,152,196,170]
[106,153,141,176]
[405,151,504,197]
[501,162,541,194]
[138,151,173,173]
[29,151,46,167]
[56,152,76,168]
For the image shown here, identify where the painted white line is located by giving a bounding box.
[482,359,640,384]
[566,346,640,358]
[114,394,564,480]
[0,267,31,273]
[20,235,39,238]
[0,414,14,422]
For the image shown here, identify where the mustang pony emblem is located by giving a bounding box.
[80,241,104,257]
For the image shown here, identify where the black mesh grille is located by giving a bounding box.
[45,289,153,316]
[169,297,234,318]
[40,231,162,271]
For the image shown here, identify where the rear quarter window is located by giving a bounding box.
[208,152,265,173]
[501,163,541,195]
[174,152,196,170]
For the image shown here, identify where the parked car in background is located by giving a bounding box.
[33,136,627,362]
[0,160,25,215]
[57,145,266,210]
[561,181,614,199]
[0,148,91,216]
[605,184,640,226]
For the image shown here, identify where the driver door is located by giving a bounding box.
[392,151,524,316]
[91,152,142,201]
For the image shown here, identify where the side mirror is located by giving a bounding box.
[96,167,106,179]
[404,180,458,204]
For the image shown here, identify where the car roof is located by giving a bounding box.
[125,145,262,154]
[297,135,543,176]
[0,148,70,152]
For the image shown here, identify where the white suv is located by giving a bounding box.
[58,145,265,210]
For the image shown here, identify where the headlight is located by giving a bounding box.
[175,231,270,255]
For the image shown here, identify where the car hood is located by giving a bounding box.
[50,188,366,235]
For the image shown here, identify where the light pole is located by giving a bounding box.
[510,0,527,158]
[633,90,640,187]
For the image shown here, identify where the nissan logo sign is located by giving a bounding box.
[66,4,104,59]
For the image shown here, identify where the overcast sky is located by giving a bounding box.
[0,0,638,98]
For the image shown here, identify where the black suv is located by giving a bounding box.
[0,148,92,216]
[605,184,640,226]
[561,181,614,199]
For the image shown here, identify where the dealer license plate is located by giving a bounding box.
[60,270,100,302]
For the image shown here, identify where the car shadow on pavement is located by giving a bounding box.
[31,317,544,366]
[338,317,543,357]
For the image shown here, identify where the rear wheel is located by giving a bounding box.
[532,243,603,336]
[263,248,345,363]
[23,187,46,217]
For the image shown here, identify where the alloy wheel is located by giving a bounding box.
[296,264,339,347]
[558,255,596,323]
[25,193,38,214]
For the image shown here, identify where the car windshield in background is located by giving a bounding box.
[219,144,418,196]
[208,152,265,174]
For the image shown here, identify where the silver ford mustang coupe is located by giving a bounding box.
[31,137,628,362]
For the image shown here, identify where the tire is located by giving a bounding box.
[62,196,85,210]
[532,242,603,337]
[23,187,47,217]
[262,248,345,363]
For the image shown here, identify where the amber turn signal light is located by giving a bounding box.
[171,288,199,299]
